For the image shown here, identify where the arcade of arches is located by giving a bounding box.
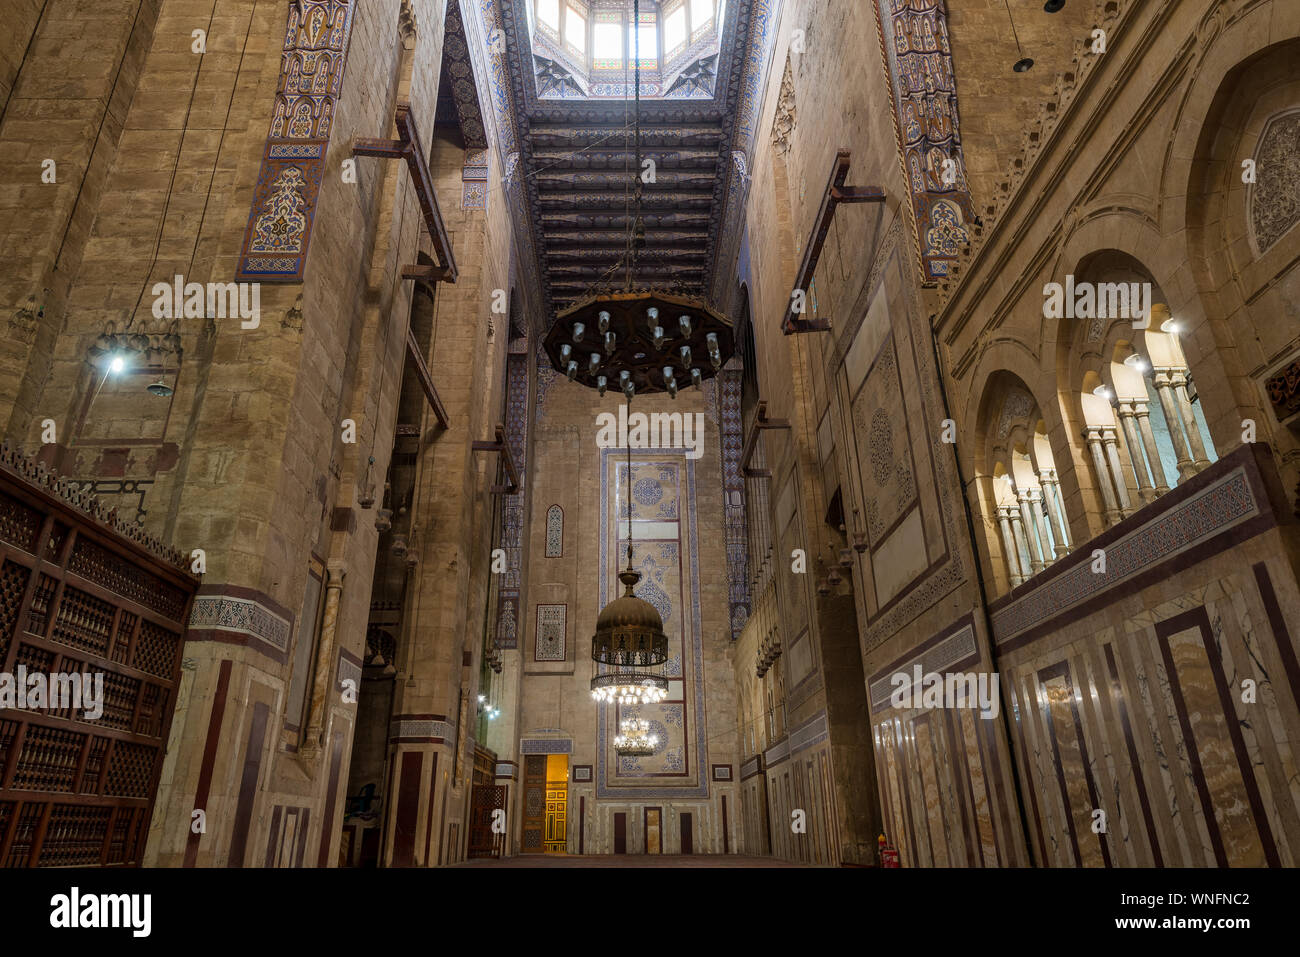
[0,0,1298,869]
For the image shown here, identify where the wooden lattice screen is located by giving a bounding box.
[0,457,197,866]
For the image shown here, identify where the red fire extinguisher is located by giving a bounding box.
[878,833,900,868]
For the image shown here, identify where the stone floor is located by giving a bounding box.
[455,854,813,867]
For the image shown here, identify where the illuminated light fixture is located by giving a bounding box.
[573,321,586,342]
[678,315,692,337]
[109,355,126,374]
[652,325,665,350]
[1160,317,1180,334]
[598,310,611,333]
[590,402,669,710]
[478,694,486,703]
[664,367,678,398]
[690,368,702,388]
[1123,353,1148,371]
[605,330,617,355]
[560,343,572,363]
[706,332,721,369]
[679,344,692,369]
[597,374,608,396]
[613,718,658,756]
[1093,384,1113,399]
[566,360,578,381]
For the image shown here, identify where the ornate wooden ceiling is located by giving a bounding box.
[499,0,758,318]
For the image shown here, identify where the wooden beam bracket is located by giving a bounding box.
[740,400,792,476]
[472,425,520,495]
[354,102,459,284]
[406,328,449,430]
[783,149,885,335]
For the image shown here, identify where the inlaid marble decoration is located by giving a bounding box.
[852,334,917,547]
[544,504,563,556]
[462,150,489,209]
[236,0,354,281]
[983,555,1300,869]
[597,451,708,798]
[872,0,975,282]
[534,603,565,661]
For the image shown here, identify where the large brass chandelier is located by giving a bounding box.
[591,404,669,714]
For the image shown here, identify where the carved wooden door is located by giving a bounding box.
[521,754,546,853]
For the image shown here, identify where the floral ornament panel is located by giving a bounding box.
[535,603,566,662]
[874,0,975,282]
[236,0,355,281]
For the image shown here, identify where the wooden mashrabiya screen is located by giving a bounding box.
[0,452,197,866]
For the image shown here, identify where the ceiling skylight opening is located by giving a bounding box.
[691,0,713,31]
[566,3,587,53]
[538,0,560,31]
[594,22,622,63]
[630,23,658,63]
[664,5,687,54]
[529,0,724,99]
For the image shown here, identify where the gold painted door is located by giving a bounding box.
[544,787,567,852]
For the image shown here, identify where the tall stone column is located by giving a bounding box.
[1116,403,1155,504]
[1028,488,1055,566]
[1153,370,1195,481]
[1102,428,1133,518]
[1009,509,1035,581]
[302,563,346,760]
[997,506,1024,587]
[1134,402,1170,494]
[1170,370,1212,472]
[1016,489,1046,575]
[1038,468,1070,557]
[1084,427,1122,526]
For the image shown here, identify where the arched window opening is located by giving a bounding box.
[1063,251,1220,526]
[976,374,1073,594]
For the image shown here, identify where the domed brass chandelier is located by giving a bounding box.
[542,0,733,396]
[590,408,669,711]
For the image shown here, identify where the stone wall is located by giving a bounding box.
[726,0,1300,868]
[504,373,742,855]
